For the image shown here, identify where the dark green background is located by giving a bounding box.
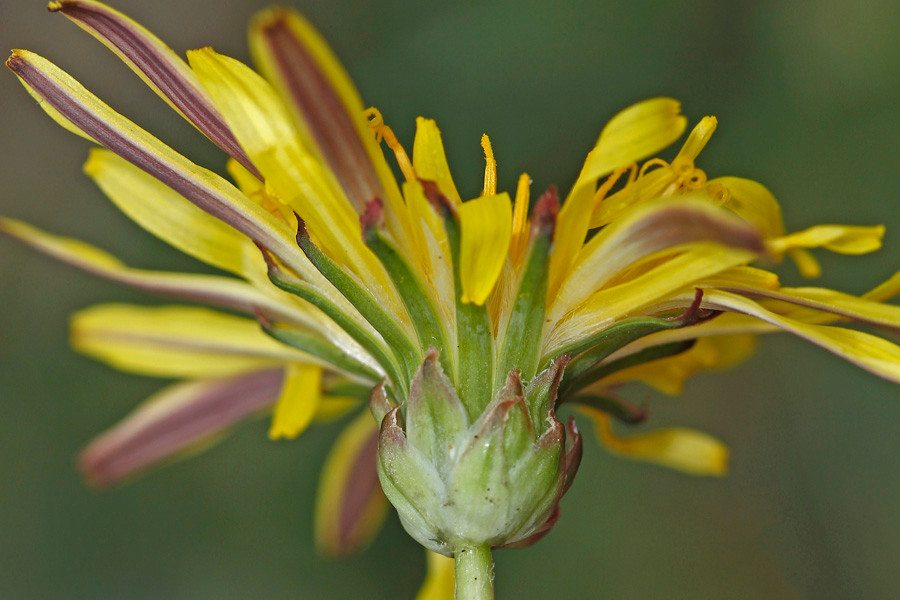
[2,0,900,598]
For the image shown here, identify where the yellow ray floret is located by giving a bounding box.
[458,193,513,305]
[580,406,729,476]
[71,304,314,378]
[269,364,323,439]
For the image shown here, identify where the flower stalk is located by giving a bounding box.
[455,546,495,600]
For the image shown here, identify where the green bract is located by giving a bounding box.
[371,350,581,555]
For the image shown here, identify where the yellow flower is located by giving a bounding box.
[5,1,900,597]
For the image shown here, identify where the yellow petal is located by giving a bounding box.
[312,396,361,422]
[707,177,786,239]
[580,406,729,476]
[85,148,252,276]
[552,196,763,323]
[416,551,456,600]
[0,217,339,337]
[458,193,513,305]
[703,290,900,384]
[768,224,885,255]
[413,117,462,205]
[269,364,322,439]
[188,48,404,319]
[248,7,404,214]
[547,243,758,355]
[7,50,302,272]
[71,304,311,378]
[599,334,757,395]
[314,411,388,556]
[550,98,687,297]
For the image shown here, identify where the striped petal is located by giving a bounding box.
[79,368,283,487]
[550,98,688,296]
[702,290,900,384]
[551,196,764,322]
[85,148,254,277]
[416,551,456,600]
[0,217,363,352]
[458,193,513,305]
[187,48,404,319]
[71,304,313,378]
[5,50,305,274]
[579,406,729,476]
[314,411,388,556]
[49,0,257,175]
[248,6,401,214]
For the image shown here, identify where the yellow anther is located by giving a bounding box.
[509,172,531,267]
[592,165,635,209]
[365,107,415,183]
[481,134,497,197]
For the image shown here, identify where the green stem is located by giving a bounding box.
[455,546,494,600]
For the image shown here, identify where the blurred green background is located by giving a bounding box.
[2,0,900,598]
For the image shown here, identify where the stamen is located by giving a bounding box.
[639,158,669,178]
[509,173,531,267]
[366,108,415,183]
[481,134,497,197]
[592,165,635,210]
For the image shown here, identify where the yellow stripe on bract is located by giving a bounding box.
[404,181,456,331]
[580,407,729,476]
[188,49,404,318]
[71,304,310,378]
[704,290,900,384]
[550,98,687,297]
[314,411,388,556]
[458,193,513,305]
[412,118,462,205]
[598,334,757,395]
[85,149,250,276]
[269,364,322,439]
[768,224,885,255]
[416,551,455,600]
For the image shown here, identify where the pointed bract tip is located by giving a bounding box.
[360,198,384,237]
[418,179,457,218]
[368,380,393,426]
[294,212,310,244]
[532,185,559,235]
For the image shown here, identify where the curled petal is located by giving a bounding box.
[580,406,729,476]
